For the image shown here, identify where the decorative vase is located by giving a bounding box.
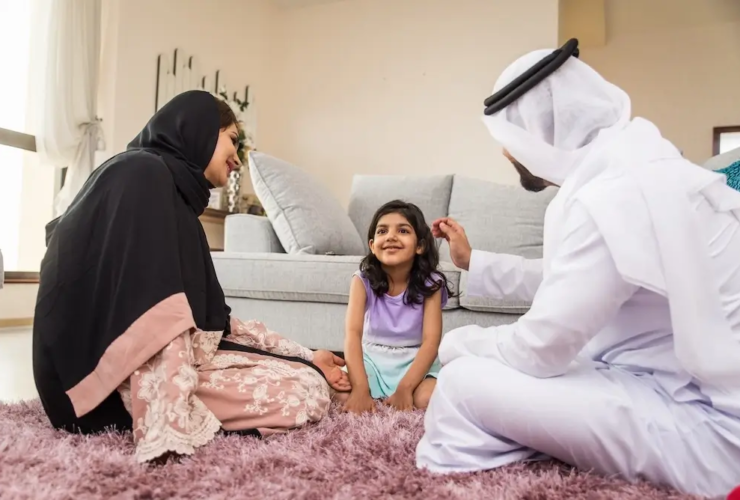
[226,168,243,213]
[208,188,226,211]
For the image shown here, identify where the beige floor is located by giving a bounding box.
[0,327,38,403]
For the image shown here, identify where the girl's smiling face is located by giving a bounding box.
[369,212,423,268]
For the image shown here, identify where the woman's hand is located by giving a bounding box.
[343,390,377,414]
[313,350,351,392]
[384,387,414,412]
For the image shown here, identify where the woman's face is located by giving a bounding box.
[204,123,240,188]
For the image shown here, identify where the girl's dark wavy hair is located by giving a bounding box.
[360,200,454,305]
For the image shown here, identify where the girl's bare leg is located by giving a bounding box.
[413,378,437,410]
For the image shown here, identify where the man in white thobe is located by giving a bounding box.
[415,48,740,498]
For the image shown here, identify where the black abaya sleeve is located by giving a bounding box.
[34,152,200,419]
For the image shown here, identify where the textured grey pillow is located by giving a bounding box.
[248,151,365,255]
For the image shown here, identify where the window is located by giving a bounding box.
[0,0,58,278]
[713,126,740,156]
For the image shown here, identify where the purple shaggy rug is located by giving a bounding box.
[1,400,702,500]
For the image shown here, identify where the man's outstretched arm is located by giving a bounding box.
[467,250,543,302]
[438,201,639,377]
[433,217,543,302]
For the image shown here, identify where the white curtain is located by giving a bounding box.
[31,0,103,217]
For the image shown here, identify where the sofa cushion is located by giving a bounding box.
[224,214,284,253]
[440,176,556,262]
[248,151,365,255]
[702,146,740,171]
[225,298,519,352]
[458,271,532,314]
[347,175,453,249]
[212,252,460,310]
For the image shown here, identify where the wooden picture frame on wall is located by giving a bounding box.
[713,126,740,156]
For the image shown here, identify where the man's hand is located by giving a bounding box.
[344,390,377,414]
[384,387,414,412]
[313,350,351,392]
[432,217,472,271]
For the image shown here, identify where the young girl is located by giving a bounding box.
[343,200,453,414]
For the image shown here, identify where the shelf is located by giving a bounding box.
[200,208,229,223]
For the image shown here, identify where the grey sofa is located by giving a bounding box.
[212,148,740,352]
[212,174,556,351]
[703,146,740,171]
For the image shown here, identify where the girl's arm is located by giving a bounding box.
[344,276,372,397]
[397,288,443,393]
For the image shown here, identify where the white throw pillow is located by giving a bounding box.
[248,151,365,255]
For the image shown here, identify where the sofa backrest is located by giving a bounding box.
[703,146,740,171]
[347,175,453,249]
[347,148,738,265]
[439,176,556,262]
[437,146,740,263]
[346,173,553,261]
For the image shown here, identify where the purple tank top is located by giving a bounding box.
[354,270,448,348]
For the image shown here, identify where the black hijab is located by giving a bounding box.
[33,91,230,431]
[127,90,215,213]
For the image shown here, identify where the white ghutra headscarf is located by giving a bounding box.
[483,49,740,418]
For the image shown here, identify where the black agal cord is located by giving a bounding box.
[484,38,580,116]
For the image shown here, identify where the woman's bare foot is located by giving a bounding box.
[413,378,437,410]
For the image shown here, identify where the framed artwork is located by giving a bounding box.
[713,126,740,156]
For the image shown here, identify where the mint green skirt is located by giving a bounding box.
[362,341,441,399]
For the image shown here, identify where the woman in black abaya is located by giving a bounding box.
[32,90,350,463]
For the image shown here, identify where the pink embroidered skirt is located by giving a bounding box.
[118,319,332,463]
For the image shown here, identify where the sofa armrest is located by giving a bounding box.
[224,214,284,253]
[703,146,740,171]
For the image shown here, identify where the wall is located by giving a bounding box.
[0,284,37,323]
[581,0,740,165]
[98,0,278,159]
[258,0,559,206]
[11,0,737,317]
[1,0,279,320]
[26,0,740,207]
[558,0,605,48]
[17,153,56,272]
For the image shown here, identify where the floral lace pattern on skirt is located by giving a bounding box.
[118,319,330,463]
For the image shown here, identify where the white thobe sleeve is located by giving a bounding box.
[440,201,640,378]
[467,250,543,302]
